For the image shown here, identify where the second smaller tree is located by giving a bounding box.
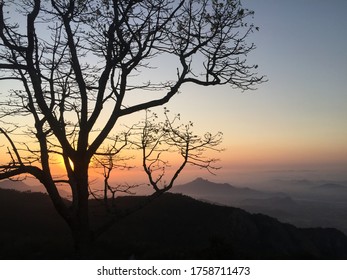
[131,109,224,194]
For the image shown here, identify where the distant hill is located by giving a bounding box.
[1,188,347,259]
[309,183,347,202]
[242,195,298,208]
[255,179,315,193]
[172,177,261,195]
[0,179,71,198]
[313,183,347,191]
[0,179,46,193]
[0,180,32,190]
[171,177,268,204]
[257,179,347,198]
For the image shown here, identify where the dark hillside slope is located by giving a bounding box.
[0,188,347,259]
[0,189,73,259]
[101,193,347,259]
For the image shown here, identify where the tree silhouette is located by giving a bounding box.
[0,0,264,255]
[91,130,139,211]
[131,109,224,193]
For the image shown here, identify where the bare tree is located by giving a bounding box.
[91,132,139,211]
[0,0,264,255]
[131,109,223,193]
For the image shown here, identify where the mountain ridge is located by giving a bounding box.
[171,177,265,197]
[1,187,347,259]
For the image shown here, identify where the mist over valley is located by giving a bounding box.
[170,177,347,235]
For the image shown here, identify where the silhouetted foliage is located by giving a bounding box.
[0,0,264,255]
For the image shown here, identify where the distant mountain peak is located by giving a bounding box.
[192,177,210,183]
[190,177,231,186]
[172,178,262,198]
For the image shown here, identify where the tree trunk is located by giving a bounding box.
[71,224,93,258]
[70,157,93,258]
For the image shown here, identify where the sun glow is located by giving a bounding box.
[56,155,74,172]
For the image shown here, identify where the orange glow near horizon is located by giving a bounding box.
[1,130,346,187]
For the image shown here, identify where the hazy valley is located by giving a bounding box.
[170,177,347,235]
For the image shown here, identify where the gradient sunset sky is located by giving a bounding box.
[0,1,346,187]
[142,0,347,184]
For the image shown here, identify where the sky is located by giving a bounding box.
[152,0,347,184]
[0,0,346,187]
